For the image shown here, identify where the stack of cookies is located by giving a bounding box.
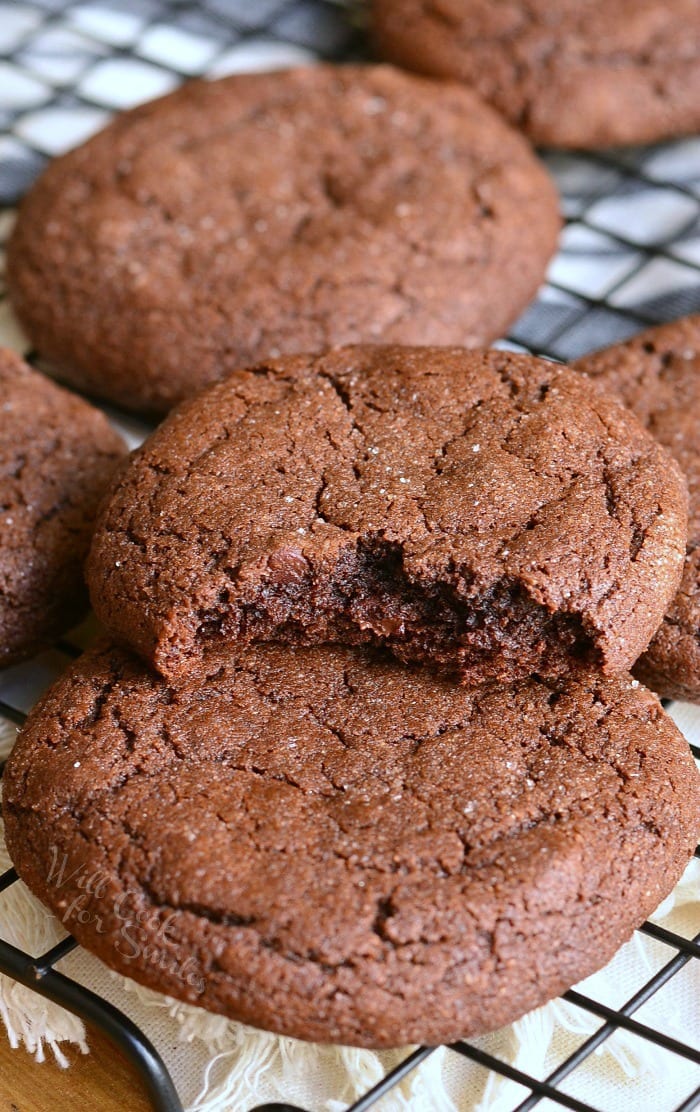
[2,41,700,1053]
[4,340,700,1048]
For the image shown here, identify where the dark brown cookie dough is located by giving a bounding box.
[0,348,125,666]
[86,346,688,686]
[575,316,700,702]
[373,1,700,149]
[4,640,699,1047]
[6,65,560,416]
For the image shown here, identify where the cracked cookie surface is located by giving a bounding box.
[0,348,125,665]
[575,316,700,702]
[373,0,700,149]
[86,346,688,685]
[4,640,699,1047]
[6,64,559,415]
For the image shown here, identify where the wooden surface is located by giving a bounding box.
[0,1027,151,1112]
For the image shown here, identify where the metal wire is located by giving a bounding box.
[0,2,698,1110]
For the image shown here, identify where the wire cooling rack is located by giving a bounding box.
[0,1,699,1110]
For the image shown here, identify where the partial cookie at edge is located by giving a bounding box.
[0,348,126,665]
[574,315,700,702]
[373,0,700,149]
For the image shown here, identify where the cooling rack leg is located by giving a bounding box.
[0,937,183,1112]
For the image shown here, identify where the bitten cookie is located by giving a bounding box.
[86,346,688,686]
[6,65,560,415]
[575,316,700,702]
[0,349,125,666]
[4,641,699,1048]
[373,1,700,149]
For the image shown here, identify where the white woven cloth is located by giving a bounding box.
[0,701,698,1111]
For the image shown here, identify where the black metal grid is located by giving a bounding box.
[0,2,699,1110]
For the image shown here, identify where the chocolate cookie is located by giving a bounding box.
[0,349,125,666]
[86,346,688,686]
[373,1,700,149]
[6,65,560,416]
[575,316,700,702]
[4,640,698,1047]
